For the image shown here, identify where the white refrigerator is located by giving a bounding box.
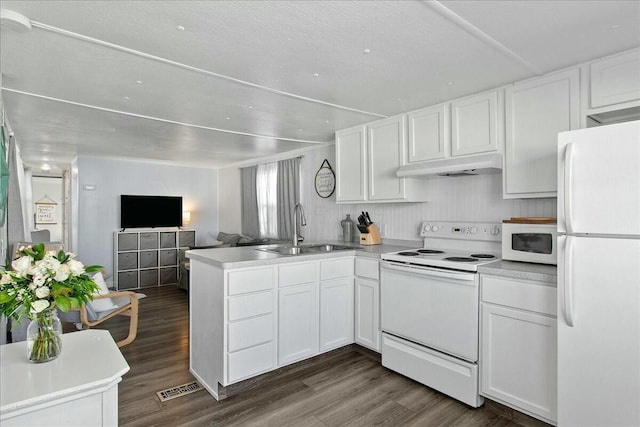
[557,120,640,427]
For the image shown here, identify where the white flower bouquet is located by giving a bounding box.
[0,243,101,361]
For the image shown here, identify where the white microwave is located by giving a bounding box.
[501,223,557,265]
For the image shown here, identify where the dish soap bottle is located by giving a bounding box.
[341,214,354,242]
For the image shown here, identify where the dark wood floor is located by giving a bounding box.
[90,286,545,427]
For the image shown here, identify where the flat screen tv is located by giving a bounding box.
[120,195,182,229]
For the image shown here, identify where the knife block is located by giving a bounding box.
[360,224,381,245]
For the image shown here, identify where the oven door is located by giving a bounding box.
[380,261,479,362]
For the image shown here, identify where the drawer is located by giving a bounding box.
[117,252,138,270]
[179,230,196,248]
[228,314,273,352]
[139,232,158,249]
[228,267,274,295]
[117,233,138,251]
[321,258,354,281]
[279,262,317,287]
[227,342,274,384]
[160,232,176,248]
[355,257,379,280]
[481,275,556,316]
[159,249,177,266]
[118,271,138,289]
[139,250,158,268]
[139,269,159,287]
[159,267,178,284]
[228,291,273,321]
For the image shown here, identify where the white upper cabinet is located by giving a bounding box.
[406,103,449,162]
[589,49,640,110]
[368,115,407,201]
[451,90,500,156]
[335,117,427,204]
[335,125,367,202]
[504,68,580,198]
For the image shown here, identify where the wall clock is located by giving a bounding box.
[314,159,336,198]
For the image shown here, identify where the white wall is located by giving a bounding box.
[218,167,241,233]
[76,156,218,271]
[219,144,556,242]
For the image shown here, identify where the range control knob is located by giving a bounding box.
[432,225,440,232]
[423,224,431,232]
[490,225,501,236]
[470,226,478,234]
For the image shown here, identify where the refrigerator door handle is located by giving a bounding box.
[563,142,574,234]
[563,235,575,327]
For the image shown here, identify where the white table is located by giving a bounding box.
[1,330,130,426]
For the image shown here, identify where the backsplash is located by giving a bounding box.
[301,145,556,242]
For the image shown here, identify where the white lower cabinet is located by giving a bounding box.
[355,277,380,352]
[480,275,557,424]
[320,277,354,352]
[190,255,360,401]
[278,282,319,366]
[354,257,380,352]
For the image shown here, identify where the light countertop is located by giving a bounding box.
[186,240,420,269]
[0,329,130,415]
[479,260,557,284]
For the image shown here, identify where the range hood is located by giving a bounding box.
[396,152,502,178]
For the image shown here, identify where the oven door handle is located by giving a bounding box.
[380,261,476,281]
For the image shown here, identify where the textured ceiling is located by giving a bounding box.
[1,0,639,172]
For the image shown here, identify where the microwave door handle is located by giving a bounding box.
[563,235,575,327]
[563,142,574,234]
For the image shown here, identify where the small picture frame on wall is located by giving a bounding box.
[35,196,57,225]
[315,159,336,198]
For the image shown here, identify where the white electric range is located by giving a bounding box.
[380,221,501,408]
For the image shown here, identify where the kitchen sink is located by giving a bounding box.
[257,243,356,256]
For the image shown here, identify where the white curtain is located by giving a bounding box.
[256,161,278,239]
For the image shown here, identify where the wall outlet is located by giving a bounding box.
[378,223,386,237]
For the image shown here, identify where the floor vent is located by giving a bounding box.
[156,381,203,402]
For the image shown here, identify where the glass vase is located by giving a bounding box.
[26,309,63,363]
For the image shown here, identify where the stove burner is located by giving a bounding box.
[470,254,495,259]
[398,251,420,256]
[417,249,445,254]
[444,257,478,262]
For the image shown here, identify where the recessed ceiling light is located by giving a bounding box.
[363,48,371,54]
[177,25,185,31]
[325,120,330,124]
[298,129,302,132]
[41,164,51,171]
[611,24,621,29]
[248,106,253,109]
[124,96,130,100]
[226,117,231,120]
[313,73,319,78]
[136,80,142,84]
[447,82,454,86]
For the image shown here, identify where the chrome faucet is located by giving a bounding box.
[292,203,307,246]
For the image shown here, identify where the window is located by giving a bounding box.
[241,157,301,240]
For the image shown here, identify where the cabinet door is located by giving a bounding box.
[355,277,380,352]
[481,303,557,423]
[278,283,319,366]
[451,90,499,156]
[590,49,640,109]
[367,116,406,201]
[407,103,449,162]
[335,125,367,202]
[504,69,579,198]
[319,278,354,352]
